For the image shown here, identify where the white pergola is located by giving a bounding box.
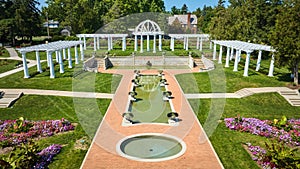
[76,34,128,52]
[18,41,84,79]
[169,34,210,51]
[212,40,276,77]
[132,20,164,53]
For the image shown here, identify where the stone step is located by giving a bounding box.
[0,91,23,108]
[0,104,8,108]
[235,89,254,97]
[280,90,299,95]
[2,94,21,98]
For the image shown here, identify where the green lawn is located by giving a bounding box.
[0,61,122,93]
[176,60,288,93]
[0,59,22,74]
[189,93,300,169]
[0,95,111,169]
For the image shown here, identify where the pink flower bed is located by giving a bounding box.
[0,118,74,147]
[224,117,300,146]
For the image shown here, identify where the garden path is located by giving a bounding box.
[80,69,224,169]
[0,89,113,99]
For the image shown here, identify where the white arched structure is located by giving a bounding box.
[132,20,164,53]
[212,40,276,77]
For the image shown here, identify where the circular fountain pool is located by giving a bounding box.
[116,133,186,162]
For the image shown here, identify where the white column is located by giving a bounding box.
[140,34,143,53]
[172,38,175,51]
[210,41,212,49]
[68,48,72,68]
[230,47,234,60]
[107,36,111,51]
[268,54,275,77]
[47,51,55,79]
[147,35,150,51]
[183,37,186,49]
[238,50,242,62]
[170,37,175,51]
[153,35,156,53]
[83,36,86,50]
[134,35,138,51]
[35,51,42,73]
[243,52,251,76]
[58,50,64,73]
[75,46,79,64]
[213,43,217,60]
[55,51,59,63]
[97,37,100,50]
[159,34,162,51]
[186,37,189,51]
[225,47,230,68]
[110,37,113,50]
[233,49,239,71]
[122,37,126,51]
[21,52,30,78]
[196,37,200,50]
[80,44,84,61]
[218,45,223,64]
[46,51,50,67]
[63,48,66,60]
[200,38,203,51]
[94,37,97,51]
[256,50,262,71]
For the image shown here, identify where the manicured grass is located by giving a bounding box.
[0,95,111,169]
[0,59,22,73]
[189,93,300,168]
[176,61,288,93]
[0,47,10,58]
[0,61,122,93]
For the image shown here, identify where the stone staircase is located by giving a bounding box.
[200,56,215,72]
[279,90,300,106]
[235,88,255,98]
[194,58,205,69]
[98,59,104,69]
[0,91,23,108]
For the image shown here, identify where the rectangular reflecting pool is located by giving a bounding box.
[128,75,172,124]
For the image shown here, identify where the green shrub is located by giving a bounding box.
[65,36,79,41]
[264,142,300,169]
[1,141,41,169]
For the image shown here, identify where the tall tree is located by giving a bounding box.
[171,6,180,15]
[270,0,300,85]
[181,4,188,14]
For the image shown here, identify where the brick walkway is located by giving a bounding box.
[81,69,223,169]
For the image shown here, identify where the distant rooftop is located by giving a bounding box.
[168,14,198,25]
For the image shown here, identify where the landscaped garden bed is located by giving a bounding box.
[0,117,74,168]
[0,117,74,147]
[225,116,300,168]
[0,95,111,168]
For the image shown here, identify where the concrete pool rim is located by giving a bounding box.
[116,133,187,162]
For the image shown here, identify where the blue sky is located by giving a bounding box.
[164,0,219,11]
[38,0,220,11]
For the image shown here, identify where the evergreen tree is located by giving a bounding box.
[270,0,300,84]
